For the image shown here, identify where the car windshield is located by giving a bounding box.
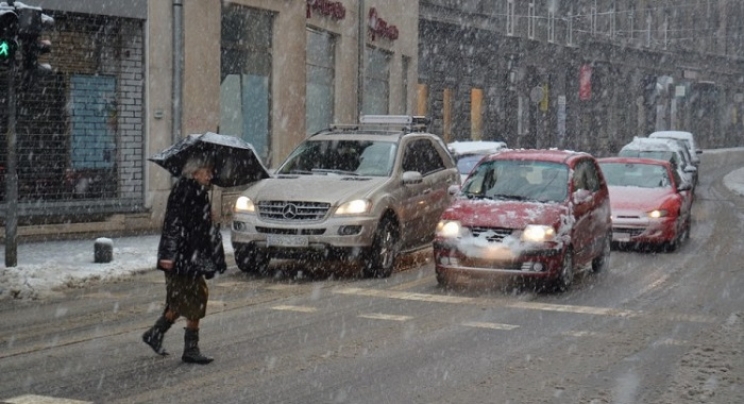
[600,162,672,188]
[618,149,675,163]
[277,139,398,177]
[461,160,569,202]
[456,154,485,175]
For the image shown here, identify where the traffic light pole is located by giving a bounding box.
[4,63,17,267]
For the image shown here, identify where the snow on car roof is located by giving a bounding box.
[448,140,507,155]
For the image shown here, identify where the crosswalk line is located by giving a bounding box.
[463,321,519,330]
[271,304,318,313]
[358,313,412,322]
[2,395,93,404]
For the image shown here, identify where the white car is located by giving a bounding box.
[649,131,702,166]
[447,140,507,182]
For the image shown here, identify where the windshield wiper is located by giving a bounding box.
[491,194,530,201]
[311,168,359,176]
[285,169,314,175]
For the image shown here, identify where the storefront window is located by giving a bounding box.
[306,29,336,135]
[220,5,273,164]
[363,47,390,115]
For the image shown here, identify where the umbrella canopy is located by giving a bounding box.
[148,132,270,187]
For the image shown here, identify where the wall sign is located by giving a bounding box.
[368,7,399,41]
[306,0,346,20]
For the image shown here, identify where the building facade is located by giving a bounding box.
[0,0,419,240]
[418,0,744,156]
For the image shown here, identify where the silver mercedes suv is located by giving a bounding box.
[230,115,459,278]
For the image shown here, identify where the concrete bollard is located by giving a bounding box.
[94,237,114,263]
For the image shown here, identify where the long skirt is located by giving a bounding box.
[164,272,208,320]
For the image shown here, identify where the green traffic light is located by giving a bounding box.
[0,40,10,58]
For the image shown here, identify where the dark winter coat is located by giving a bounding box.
[157,178,226,278]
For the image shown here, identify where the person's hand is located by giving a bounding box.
[159,259,174,270]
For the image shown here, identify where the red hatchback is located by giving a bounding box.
[434,149,612,291]
[597,157,693,251]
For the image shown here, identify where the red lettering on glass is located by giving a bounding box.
[368,7,399,41]
[306,0,346,20]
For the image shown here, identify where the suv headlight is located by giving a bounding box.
[436,220,463,238]
[521,225,555,242]
[334,199,371,216]
[235,196,256,213]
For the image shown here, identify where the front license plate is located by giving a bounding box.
[266,235,309,247]
[614,232,630,242]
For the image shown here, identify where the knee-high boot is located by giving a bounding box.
[142,315,173,356]
[182,328,213,364]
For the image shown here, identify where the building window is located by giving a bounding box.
[567,7,574,45]
[471,88,484,141]
[663,15,669,50]
[548,10,556,43]
[402,55,410,114]
[506,0,515,36]
[363,47,390,115]
[306,28,336,135]
[646,12,652,47]
[528,2,536,39]
[443,87,453,143]
[591,6,597,36]
[220,5,273,163]
[417,83,428,116]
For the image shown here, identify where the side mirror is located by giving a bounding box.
[684,165,697,173]
[448,184,460,196]
[402,171,423,185]
[677,182,692,192]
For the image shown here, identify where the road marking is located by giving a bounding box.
[2,395,92,404]
[463,321,519,330]
[331,287,714,324]
[266,284,300,291]
[335,287,475,304]
[506,301,637,318]
[271,305,317,313]
[358,313,412,322]
[639,274,670,295]
[562,330,603,338]
[388,274,437,291]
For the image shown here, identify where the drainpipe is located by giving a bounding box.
[357,0,365,121]
[172,0,183,144]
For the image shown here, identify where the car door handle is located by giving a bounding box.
[422,188,432,194]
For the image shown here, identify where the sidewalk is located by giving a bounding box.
[0,228,234,300]
[2,148,744,300]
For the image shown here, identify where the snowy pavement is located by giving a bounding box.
[1,148,743,300]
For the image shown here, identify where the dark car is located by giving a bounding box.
[433,149,612,291]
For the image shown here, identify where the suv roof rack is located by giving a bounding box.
[328,115,430,134]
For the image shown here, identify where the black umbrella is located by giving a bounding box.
[148,132,270,187]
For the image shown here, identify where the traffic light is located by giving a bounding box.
[0,8,18,66]
[17,6,53,75]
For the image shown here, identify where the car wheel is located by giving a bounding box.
[363,218,399,278]
[555,248,574,292]
[234,245,270,275]
[591,231,611,273]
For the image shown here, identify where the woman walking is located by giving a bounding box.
[142,155,226,364]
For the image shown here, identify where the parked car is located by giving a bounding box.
[231,115,460,278]
[433,149,612,291]
[618,136,697,191]
[649,130,702,166]
[598,157,693,251]
[448,140,508,182]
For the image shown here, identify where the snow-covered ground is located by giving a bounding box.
[0,228,233,300]
[1,148,743,301]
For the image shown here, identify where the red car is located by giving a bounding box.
[433,149,612,291]
[597,157,693,251]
